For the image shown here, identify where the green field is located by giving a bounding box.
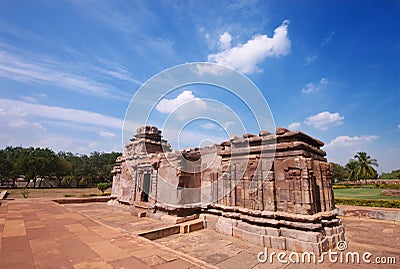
[0,187,111,199]
[334,188,400,200]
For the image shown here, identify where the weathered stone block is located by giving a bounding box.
[285,238,314,253]
[302,190,311,203]
[270,236,286,250]
[328,234,339,249]
[294,190,301,203]
[281,228,321,243]
[137,211,147,218]
[237,221,266,235]
[338,231,345,242]
[324,227,334,236]
[320,237,329,252]
[215,218,236,236]
[285,238,303,252]
[263,235,271,248]
[265,227,280,237]
[202,214,218,229]
[204,220,216,229]
[233,227,264,246]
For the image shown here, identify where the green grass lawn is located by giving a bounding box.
[334,188,400,200]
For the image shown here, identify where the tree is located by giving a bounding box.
[55,152,73,187]
[97,182,111,193]
[380,169,400,179]
[0,149,12,186]
[347,152,378,185]
[3,146,26,187]
[330,162,347,182]
[345,160,359,181]
[0,146,120,188]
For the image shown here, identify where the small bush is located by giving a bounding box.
[379,184,400,189]
[97,182,111,193]
[333,185,349,189]
[335,198,400,208]
[82,192,111,197]
[64,194,75,197]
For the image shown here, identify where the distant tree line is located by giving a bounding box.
[379,169,400,179]
[331,151,399,184]
[0,146,120,188]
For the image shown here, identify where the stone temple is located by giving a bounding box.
[110,125,345,254]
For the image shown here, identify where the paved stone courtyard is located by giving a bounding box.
[1,200,399,269]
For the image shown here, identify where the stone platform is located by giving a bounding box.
[1,200,399,269]
[0,199,216,269]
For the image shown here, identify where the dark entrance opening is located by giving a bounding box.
[312,176,321,213]
[142,174,150,202]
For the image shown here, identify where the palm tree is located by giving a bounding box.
[348,152,378,185]
[345,159,359,181]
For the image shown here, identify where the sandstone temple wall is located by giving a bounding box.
[110,126,344,254]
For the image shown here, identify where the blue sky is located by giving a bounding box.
[0,0,399,173]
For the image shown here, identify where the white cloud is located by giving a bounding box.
[326,135,378,148]
[0,98,123,129]
[9,119,29,128]
[200,122,216,130]
[88,142,98,148]
[223,121,234,128]
[219,32,232,50]
[99,131,116,138]
[304,111,344,130]
[305,55,317,66]
[156,90,206,114]
[288,122,301,129]
[397,124,400,129]
[0,50,131,100]
[320,77,328,85]
[194,63,228,76]
[321,31,335,47]
[208,20,291,74]
[21,96,37,103]
[32,122,45,130]
[8,106,28,117]
[324,135,378,165]
[10,120,45,130]
[164,128,227,150]
[301,83,318,94]
[30,135,118,155]
[301,77,328,94]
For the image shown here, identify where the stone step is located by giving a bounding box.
[179,219,204,234]
[133,201,152,209]
[138,224,180,240]
[138,219,204,240]
[0,190,8,200]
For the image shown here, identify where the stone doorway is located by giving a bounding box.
[141,174,150,202]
